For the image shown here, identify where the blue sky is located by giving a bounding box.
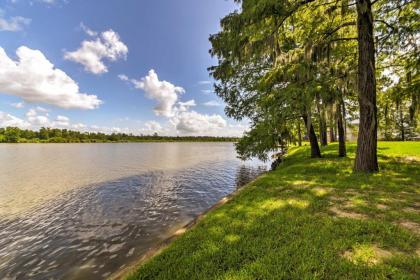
[0,0,246,136]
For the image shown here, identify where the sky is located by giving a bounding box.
[0,0,248,136]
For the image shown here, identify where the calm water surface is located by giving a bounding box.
[0,143,267,279]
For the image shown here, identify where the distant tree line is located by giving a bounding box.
[0,127,238,143]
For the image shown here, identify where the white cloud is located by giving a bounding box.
[178,99,196,112]
[72,123,86,129]
[24,108,74,128]
[0,14,31,32]
[26,108,50,126]
[54,115,70,127]
[11,102,24,109]
[80,22,97,37]
[64,29,128,74]
[35,106,49,113]
[172,111,227,134]
[120,70,244,136]
[21,0,65,5]
[144,120,162,132]
[0,111,30,128]
[226,122,249,137]
[203,100,223,107]
[118,74,129,81]
[201,89,213,95]
[131,69,185,117]
[0,46,102,109]
[198,80,212,85]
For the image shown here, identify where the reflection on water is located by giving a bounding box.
[0,143,267,279]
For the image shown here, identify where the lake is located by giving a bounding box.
[0,143,267,279]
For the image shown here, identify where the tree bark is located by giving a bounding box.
[397,98,405,141]
[316,94,328,146]
[329,103,336,142]
[302,114,321,158]
[354,0,378,172]
[342,97,347,141]
[384,102,391,140]
[297,121,302,146]
[337,99,347,157]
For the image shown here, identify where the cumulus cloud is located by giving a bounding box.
[24,108,77,128]
[54,115,70,127]
[203,100,223,107]
[144,120,162,132]
[26,108,50,126]
[121,70,233,136]
[178,100,196,112]
[72,123,86,130]
[173,111,226,133]
[130,69,185,117]
[0,111,30,128]
[0,46,102,109]
[64,29,128,74]
[0,13,31,32]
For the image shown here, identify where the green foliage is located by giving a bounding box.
[3,127,20,143]
[209,0,419,162]
[209,0,361,160]
[0,127,238,143]
[126,142,420,279]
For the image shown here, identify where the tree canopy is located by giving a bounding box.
[209,0,419,172]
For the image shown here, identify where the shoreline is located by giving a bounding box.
[109,174,265,280]
[115,142,420,279]
[0,141,238,144]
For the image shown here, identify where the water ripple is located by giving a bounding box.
[0,155,266,279]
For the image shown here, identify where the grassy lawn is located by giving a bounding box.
[126,142,420,280]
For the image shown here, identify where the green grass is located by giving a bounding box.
[126,142,420,280]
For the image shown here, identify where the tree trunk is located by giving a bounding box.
[297,121,302,146]
[354,0,378,172]
[329,103,336,142]
[397,98,405,141]
[302,114,321,158]
[384,102,391,140]
[337,99,347,157]
[342,97,347,141]
[316,95,328,146]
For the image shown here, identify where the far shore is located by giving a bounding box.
[0,140,238,144]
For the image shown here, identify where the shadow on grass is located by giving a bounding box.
[127,143,420,280]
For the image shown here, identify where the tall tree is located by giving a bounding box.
[354,0,378,172]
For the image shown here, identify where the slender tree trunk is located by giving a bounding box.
[354,0,378,172]
[297,121,302,147]
[302,114,321,158]
[384,102,391,140]
[329,103,336,142]
[342,97,347,141]
[337,99,347,157]
[316,95,328,146]
[409,90,418,127]
[398,100,405,141]
[322,112,328,145]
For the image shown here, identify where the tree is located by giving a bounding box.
[210,0,417,171]
[4,127,20,143]
[353,0,378,172]
[39,127,49,140]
